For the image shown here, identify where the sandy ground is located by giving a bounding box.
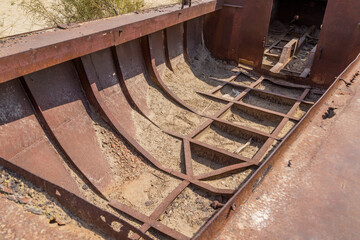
[0,0,180,38]
[0,0,47,37]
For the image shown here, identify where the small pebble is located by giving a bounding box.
[7,195,17,202]
[18,197,31,204]
[82,185,89,190]
[57,217,71,226]
[27,207,44,215]
[145,201,153,206]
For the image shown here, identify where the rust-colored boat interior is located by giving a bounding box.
[0,0,359,239]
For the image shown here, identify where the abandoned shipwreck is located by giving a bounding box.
[0,0,359,239]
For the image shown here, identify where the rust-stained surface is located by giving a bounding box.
[204,0,273,67]
[0,0,359,239]
[311,0,360,85]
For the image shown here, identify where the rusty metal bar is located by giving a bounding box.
[209,73,242,94]
[163,29,174,71]
[296,25,316,54]
[195,162,256,180]
[196,91,300,121]
[162,128,258,181]
[300,45,318,78]
[130,180,191,239]
[183,21,191,64]
[191,139,254,163]
[275,88,310,137]
[212,118,281,141]
[0,0,221,84]
[110,200,190,240]
[209,76,315,104]
[162,129,254,164]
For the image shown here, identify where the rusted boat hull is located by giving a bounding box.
[0,0,359,239]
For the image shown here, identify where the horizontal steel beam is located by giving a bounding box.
[0,0,221,84]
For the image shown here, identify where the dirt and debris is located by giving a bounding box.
[132,110,186,173]
[305,88,326,102]
[161,46,236,115]
[255,80,303,99]
[195,125,263,159]
[233,72,258,86]
[220,106,282,134]
[241,92,295,114]
[278,120,297,138]
[146,76,207,135]
[214,85,244,99]
[0,165,103,237]
[92,110,182,217]
[201,168,255,190]
[263,21,320,73]
[159,186,217,238]
[211,200,225,209]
